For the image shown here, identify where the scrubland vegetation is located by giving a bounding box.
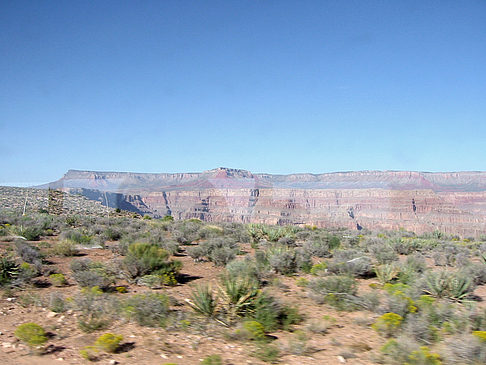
[1,209,486,364]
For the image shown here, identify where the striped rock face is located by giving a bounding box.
[44,168,486,237]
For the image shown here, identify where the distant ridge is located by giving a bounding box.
[38,167,486,237]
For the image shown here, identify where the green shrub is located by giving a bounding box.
[51,239,79,257]
[21,226,43,241]
[472,330,486,342]
[74,287,116,333]
[407,346,442,364]
[310,262,327,275]
[48,293,66,313]
[123,292,170,327]
[15,323,48,347]
[236,320,267,342]
[327,250,373,278]
[49,273,67,287]
[251,292,301,331]
[308,275,358,310]
[200,354,223,365]
[123,242,181,279]
[253,344,280,363]
[266,244,298,275]
[372,312,403,337]
[94,333,123,353]
[71,259,115,291]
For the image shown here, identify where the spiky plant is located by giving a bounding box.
[218,275,259,321]
[374,264,399,285]
[424,271,474,301]
[0,256,19,285]
[186,283,218,317]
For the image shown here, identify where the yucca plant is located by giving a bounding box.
[0,256,19,285]
[374,264,399,285]
[247,224,265,244]
[424,271,474,301]
[186,283,218,317]
[218,275,259,321]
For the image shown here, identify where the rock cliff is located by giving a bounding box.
[43,168,486,237]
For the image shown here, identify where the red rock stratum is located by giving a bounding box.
[44,168,486,237]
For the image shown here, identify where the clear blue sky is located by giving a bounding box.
[1,1,485,185]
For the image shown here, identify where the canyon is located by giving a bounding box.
[42,168,486,237]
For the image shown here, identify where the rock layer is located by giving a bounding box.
[43,168,486,237]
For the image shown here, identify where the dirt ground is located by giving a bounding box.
[0,240,389,365]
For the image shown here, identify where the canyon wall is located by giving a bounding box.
[44,168,486,237]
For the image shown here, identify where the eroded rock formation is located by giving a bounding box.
[43,168,486,237]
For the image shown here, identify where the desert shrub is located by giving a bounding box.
[253,344,280,363]
[423,270,474,301]
[226,257,260,281]
[74,287,118,332]
[406,346,442,364]
[368,242,399,264]
[14,323,48,348]
[137,273,176,287]
[198,225,223,240]
[221,222,251,243]
[310,262,327,275]
[398,254,428,284]
[327,249,373,277]
[374,264,399,284]
[235,320,267,342]
[123,292,170,327]
[157,240,180,255]
[60,229,93,245]
[50,239,79,257]
[282,330,311,355]
[372,312,403,337]
[94,333,123,353]
[403,313,440,344]
[307,316,336,334]
[188,237,239,266]
[296,247,313,273]
[102,227,122,241]
[390,237,422,255]
[0,256,19,286]
[123,242,181,279]
[48,292,66,313]
[171,220,202,244]
[20,226,44,241]
[431,244,468,267]
[381,283,418,317]
[380,337,418,364]
[17,262,38,284]
[15,242,42,266]
[49,273,67,287]
[460,263,486,285]
[308,275,358,310]
[71,259,115,291]
[187,245,207,261]
[277,236,296,246]
[250,292,302,331]
[444,334,486,364]
[210,246,237,266]
[266,244,298,275]
[187,283,218,317]
[200,354,223,365]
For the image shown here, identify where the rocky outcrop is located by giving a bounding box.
[43,168,486,237]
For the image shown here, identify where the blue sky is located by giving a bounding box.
[1,1,485,185]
